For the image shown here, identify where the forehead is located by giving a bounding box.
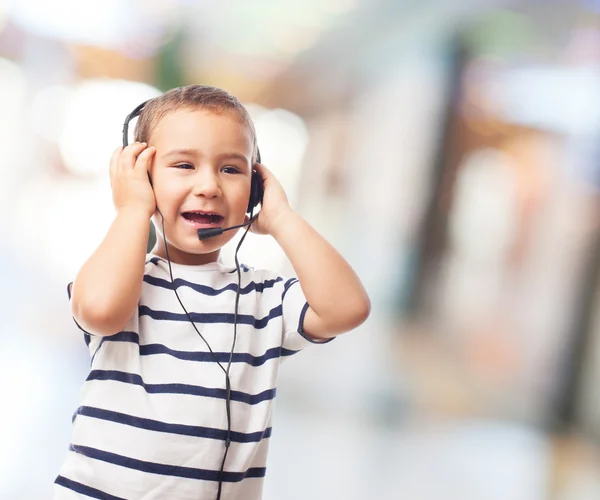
[149,108,253,155]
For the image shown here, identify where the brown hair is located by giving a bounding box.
[134,84,258,163]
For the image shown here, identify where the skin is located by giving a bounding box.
[146,108,255,265]
[70,107,370,339]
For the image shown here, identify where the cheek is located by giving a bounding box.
[239,178,253,202]
[152,178,184,214]
[229,185,251,214]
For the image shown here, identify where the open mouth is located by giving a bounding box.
[181,211,224,225]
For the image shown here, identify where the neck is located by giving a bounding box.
[152,239,221,266]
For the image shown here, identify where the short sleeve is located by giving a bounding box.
[67,282,103,359]
[281,278,334,352]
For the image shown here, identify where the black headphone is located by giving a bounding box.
[122,98,262,500]
[122,100,264,215]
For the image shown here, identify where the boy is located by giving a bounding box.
[54,85,370,500]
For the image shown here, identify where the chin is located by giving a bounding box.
[180,238,224,254]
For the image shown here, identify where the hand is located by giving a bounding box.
[110,142,156,218]
[246,163,294,236]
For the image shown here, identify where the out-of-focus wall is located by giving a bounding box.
[3,1,600,499]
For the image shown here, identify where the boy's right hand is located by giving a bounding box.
[110,142,157,219]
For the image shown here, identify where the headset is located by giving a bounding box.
[122,99,264,500]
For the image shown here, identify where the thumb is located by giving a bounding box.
[134,146,156,177]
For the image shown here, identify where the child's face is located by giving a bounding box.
[147,107,254,264]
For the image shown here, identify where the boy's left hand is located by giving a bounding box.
[246,163,294,236]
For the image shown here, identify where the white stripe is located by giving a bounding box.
[79,378,275,433]
[71,416,271,472]
[133,317,285,358]
[92,341,281,396]
[56,451,215,500]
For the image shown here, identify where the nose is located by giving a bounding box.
[192,169,222,199]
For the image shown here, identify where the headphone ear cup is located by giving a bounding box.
[247,170,264,213]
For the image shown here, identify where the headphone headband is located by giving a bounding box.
[122,100,150,148]
[122,100,261,166]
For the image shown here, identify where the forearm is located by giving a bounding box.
[71,208,150,336]
[272,210,370,337]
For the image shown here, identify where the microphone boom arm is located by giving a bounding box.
[197,215,258,241]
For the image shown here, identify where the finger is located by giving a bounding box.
[133,146,156,177]
[109,146,123,179]
[119,142,148,171]
[253,162,270,181]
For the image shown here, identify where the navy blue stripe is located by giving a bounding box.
[280,348,299,357]
[83,329,91,347]
[55,475,127,500]
[108,330,140,343]
[143,274,282,295]
[298,302,310,333]
[106,331,288,366]
[69,444,266,482]
[139,344,284,366]
[296,303,335,344]
[138,304,282,329]
[281,278,299,300]
[90,338,105,364]
[86,370,276,405]
[75,405,272,443]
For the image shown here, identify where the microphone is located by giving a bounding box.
[197,215,258,241]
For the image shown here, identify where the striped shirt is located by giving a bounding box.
[54,255,331,500]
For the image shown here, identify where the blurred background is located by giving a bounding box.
[3,0,600,498]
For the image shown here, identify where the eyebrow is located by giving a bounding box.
[219,152,250,164]
[162,148,197,159]
[162,149,249,164]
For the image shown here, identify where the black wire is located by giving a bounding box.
[216,209,253,500]
[125,103,259,499]
[157,207,254,500]
[160,210,228,374]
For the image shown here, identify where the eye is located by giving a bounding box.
[222,166,241,174]
[174,163,194,170]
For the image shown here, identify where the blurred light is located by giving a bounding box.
[449,148,518,261]
[8,0,174,56]
[487,65,600,135]
[271,25,323,55]
[585,0,600,13]
[58,79,160,176]
[247,104,309,204]
[13,176,115,281]
[0,57,28,130]
[30,85,72,142]
[564,28,600,63]
[0,58,28,217]
[317,0,359,15]
[207,0,358,58]
[0,344,41,481]
[0,0,9,34]
[463,9,539,59]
